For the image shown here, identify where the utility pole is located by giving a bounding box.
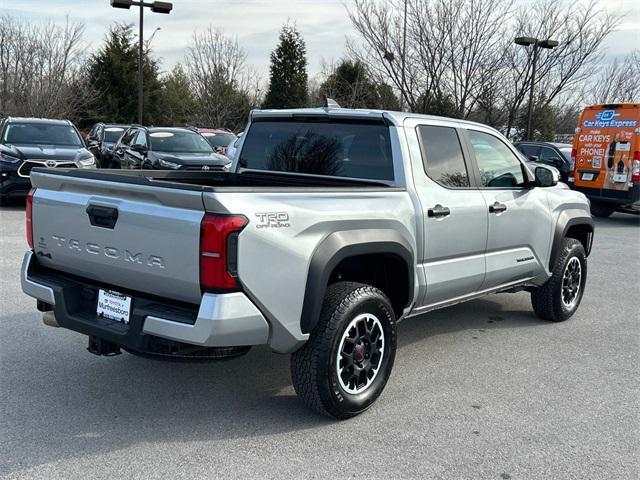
[110,0,173,125]
[515,36,559,141]
[401,0,407,112]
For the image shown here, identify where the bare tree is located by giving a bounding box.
[185,27,259,129]
[348,0,513,116]
[347,0,620,131]
[585,50,640,104]
[0,15,89,120]
[502,0,620,135]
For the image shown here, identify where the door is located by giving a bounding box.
[113,128,136,168]
[409,123,488,307]
[125,130,147,169]
[465,129,551,290]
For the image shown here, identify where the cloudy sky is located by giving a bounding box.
[2,0,639,80]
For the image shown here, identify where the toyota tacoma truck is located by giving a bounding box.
[21,106,594,418]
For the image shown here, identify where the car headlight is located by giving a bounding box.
[77,155,96,168]
[158,158,181,169]
[222,162,232,171]
[0,152,20,164]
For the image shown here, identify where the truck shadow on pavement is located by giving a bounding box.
[2,295,544,476]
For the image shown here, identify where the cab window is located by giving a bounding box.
[417,125,470,188]
[468,130,526,188]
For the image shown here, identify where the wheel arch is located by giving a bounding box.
[549,210,594,271]
[300,229,415,334]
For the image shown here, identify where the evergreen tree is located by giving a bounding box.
[86,23,163,124]
[158,64,196,125]
[316,59,400,110]
[263,24,308,109]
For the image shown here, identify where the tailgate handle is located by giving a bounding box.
[86,205,119,229]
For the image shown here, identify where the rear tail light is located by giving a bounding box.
[200,213,248,292]
[632,159,640,183]
[570,148,577,171]
[26,188,35,249]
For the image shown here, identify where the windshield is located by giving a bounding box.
[201,132,236,148]
[4,123,83,147]
[239,120,394,180]
[149,131,214,153]
[559,147,572,161]
[104,128,125,143]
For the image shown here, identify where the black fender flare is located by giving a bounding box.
[300,229,415,334]
[548,210,594,271]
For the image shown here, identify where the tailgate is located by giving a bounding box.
[30,171,205,304]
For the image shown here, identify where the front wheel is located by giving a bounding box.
[531,238,587,322]
[291,282,397,419]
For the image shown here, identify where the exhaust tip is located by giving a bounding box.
[42,311,59,328]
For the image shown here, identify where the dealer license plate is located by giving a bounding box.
[97,289,132,324]
[581,173,594,181]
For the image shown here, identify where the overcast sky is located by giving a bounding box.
[2,0,639,80]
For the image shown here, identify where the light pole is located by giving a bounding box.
[110,0,173,125]
[515,36,559,141]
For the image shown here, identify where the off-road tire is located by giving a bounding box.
[590,202,614,218]
[291,281,397,419]
[531,238,587,322]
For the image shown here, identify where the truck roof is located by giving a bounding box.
[251,107,496,131]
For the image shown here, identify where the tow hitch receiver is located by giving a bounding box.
[87,336,121,356]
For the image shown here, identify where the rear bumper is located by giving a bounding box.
[21,251,270,352]
[573,185,640,207]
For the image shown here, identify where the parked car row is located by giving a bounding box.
[1,117,239,204]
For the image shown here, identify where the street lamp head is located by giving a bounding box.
[150,1,173,14]
[110,0,132,8]
[514,36,536,47]
[539,39,559,49]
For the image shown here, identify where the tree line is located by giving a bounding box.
[0,0,638,140]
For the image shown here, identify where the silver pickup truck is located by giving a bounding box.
[21,107,593,418]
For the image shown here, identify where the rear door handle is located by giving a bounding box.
[489,202,507,214]
[427,204,451,218]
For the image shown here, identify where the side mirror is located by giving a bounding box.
[535,165,559,187]
[130,144,147,153]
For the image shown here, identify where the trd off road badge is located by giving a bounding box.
[255,212,290,229]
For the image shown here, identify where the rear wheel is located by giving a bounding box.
[531,238,587,322]
[590,202,614,218]
[291,282,397,419]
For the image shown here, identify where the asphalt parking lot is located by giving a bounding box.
[1,203,638,480]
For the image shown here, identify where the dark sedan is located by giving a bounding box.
[112,126,231,171]
[513,142,572,183]
[86,123,130,168]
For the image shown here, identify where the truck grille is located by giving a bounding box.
[18,160,77,178]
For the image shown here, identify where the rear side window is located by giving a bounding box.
[417,125,469,188]
[238,120,394,181]
[517,144,540,159]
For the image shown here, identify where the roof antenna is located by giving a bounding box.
[324,98,341,109]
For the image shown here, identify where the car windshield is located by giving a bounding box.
[148,131,214,153]
[4,123,83,147]
[239,120,394,181]
[104,127,126,143]
[559,147,572,161]
[201,132,236,147]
